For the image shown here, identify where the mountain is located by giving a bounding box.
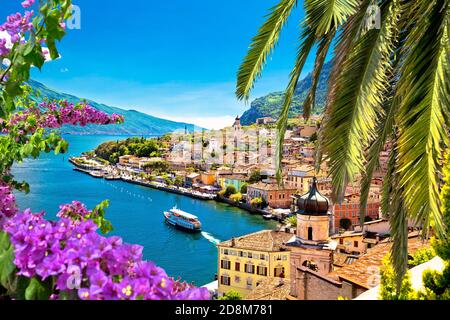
[240,61,332,125]
[27,80,197,135]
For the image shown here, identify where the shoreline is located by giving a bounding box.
[70,160,283,220]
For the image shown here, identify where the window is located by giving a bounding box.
[260,254,265,260]
[235,262,240,272]
[274,267,285,278]
[245,263,255,274]
[220,275,230,286]
[354,241,359,248]
[308,227,313,241]
[221,260,230,270]
[223,249,229,255]
[234,276,240,283]
[238,251,243,257]
[248,252,252,259]
[339,238,344,245]
[257,266,268,276]
[246,278,253,287]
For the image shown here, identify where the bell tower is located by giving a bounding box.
[286,177,336,297]
[296,177,330,244]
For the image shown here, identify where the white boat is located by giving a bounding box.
[164,207,202,232]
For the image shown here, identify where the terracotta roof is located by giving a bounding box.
[248,182,297,192]
[330,235,429,289]
[246,278,291,300]
[333,252,352,267]
[218,230,293,252]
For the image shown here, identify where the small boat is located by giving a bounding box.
[263,214,274,220]
[90,171,104,178]
[164,207,202,232]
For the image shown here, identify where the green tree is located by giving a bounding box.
[223,185,237,198]
[417,152,450,299]
[379,255,414,300]
[249,169,262,183]
[284,215,297,227]
[250,197,263,208]
[237,0,450,287]
[174,176,184,187]
[240,183,248,194]
[229,192,243,203]
[339,218,352,231]
[219,290,242,300]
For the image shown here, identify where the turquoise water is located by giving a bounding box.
[12,135,276,286]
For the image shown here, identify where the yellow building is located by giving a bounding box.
[217,230,293,298]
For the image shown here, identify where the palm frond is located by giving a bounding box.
[276,29,316,184]
[304,0,359,37]
[396,0,450,236]
[276,0,358,183]
[303,31,335,119]
[322,0,400,201]
[236,0,298,101]
[316,0,372,173]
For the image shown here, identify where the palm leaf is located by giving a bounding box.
[317,0,372,174]
[322,1,400,202]
[236,0,298,101]
[276,28,316,184]
[302,31,335,119]
[396,0,450,236]
[275,0,358,183]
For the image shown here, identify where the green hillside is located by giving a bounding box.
[27,80,197,135]
[240,61,332,125]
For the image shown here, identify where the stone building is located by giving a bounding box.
[286,177,337,296]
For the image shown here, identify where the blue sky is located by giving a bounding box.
[2,0,321,129]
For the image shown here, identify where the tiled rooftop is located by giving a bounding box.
[248,182,297,191]
[330,235,429,289]
[218,230,293,252]
[246,278,291,300]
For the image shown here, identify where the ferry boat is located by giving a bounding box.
[164,207,202,232]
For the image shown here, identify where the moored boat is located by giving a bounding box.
[164,207,202,232]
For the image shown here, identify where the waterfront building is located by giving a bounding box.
[185,173,201,187]
[216,230,293,298]
[247,182,297,209]
[217,174,248,192]
[200,172,216,186]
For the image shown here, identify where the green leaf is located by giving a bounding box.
[0,232,16,289]
[236,0,298,101]
[25,277,53,300]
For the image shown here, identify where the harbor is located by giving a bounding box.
[12,135,278,286]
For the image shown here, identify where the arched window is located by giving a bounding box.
[308,227,313,240]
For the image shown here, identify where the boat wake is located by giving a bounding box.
[201,232,221,245]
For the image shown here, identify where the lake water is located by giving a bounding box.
[12,135,277,286]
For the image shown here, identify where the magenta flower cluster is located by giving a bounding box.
[0,187,210,300]
[5,101,125,134]
[0,3,35,57]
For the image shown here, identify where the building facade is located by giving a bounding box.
[247,182,297,209]
[217,230,292,298]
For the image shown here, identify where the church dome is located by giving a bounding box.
[297,177,329,215]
